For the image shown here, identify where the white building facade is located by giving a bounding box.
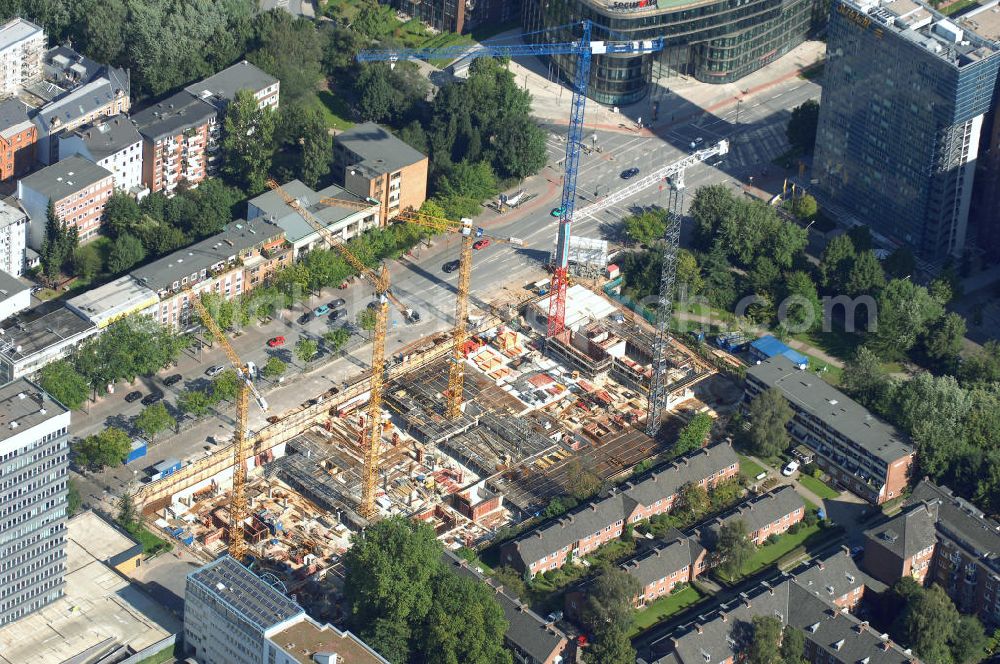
[0,18,43,98]
[0,199,28,276]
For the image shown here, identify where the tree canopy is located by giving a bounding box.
[787,100,820,154]
[74,427,132,470]
[713,519,755,579]
[221,89,277,194]
[744,387,793,458]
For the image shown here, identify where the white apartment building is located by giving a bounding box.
[0,199,28,276]
[0,18,43,99]
[59,115,145,196]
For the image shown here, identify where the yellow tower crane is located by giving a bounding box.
[395,210,522,419]
[265,179,414,519]
[190,294,269,561]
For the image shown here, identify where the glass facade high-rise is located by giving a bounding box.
[522,0,824,105]
[814,0,1000,261]
[0,379,70,626]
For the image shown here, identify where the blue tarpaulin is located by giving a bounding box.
[750,335,809,368]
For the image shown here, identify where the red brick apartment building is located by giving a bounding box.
[17,155,113,246]
[745,355,914,504]
[697,485,805,547]
[0,99,36,182]
[500,443,739,576]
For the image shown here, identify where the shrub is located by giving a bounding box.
[766,533,781,546]
[804,511,819,527]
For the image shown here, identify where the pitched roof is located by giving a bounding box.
[442,551,567,664]
[791,548,870,600]
[0,98,31,135]
[864,501,938,559]
[132,90,217,141]
[17,156,112,200]
[335,122,427,174]
[36,77,126,132]
[623,443,739,508]
[247,179,375,244]
[747,356,913,464]
[907,480,1000,564]
[184,60,277,110]
[621,534,704,588]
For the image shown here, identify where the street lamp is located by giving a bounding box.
[734,98,743,132]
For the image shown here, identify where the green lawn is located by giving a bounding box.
[310,91,354,131]
[630,586,703,636]
[791,327,863,364]
[806,355,843,385]
[738,454,767,480]
[798,474,840,500]
[137,526,173,556]
[135,646,177,664]
[717,523,823,582]
[941,0,978,15]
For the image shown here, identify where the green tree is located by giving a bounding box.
[884,247,916,279]
[419,572,511,664]
[869,278,944,360]
[951,615,988,664]
[624,209,668,246]
[677,481,711,520]
[107,232,147,273]
[435,160,499,220]
[352,1,395,38]
[116,492,140,534]
[896,584,959,664]
[178,389,214,417]
[39,360,89,410]
[75,427,132,470]
[249,11,323,102]
[294,338,318,364]
[676,412,713,455]
[324,327,351,353]
[690,184,738,250]
[263,356,287,378]
[585,626,635,664]
[67,477,82,516]
[211,370,240,402]
[959,341,1000,387]
[841,346,893,411]
[566,458,602,501]
[135,402,175,440]
[676,249,704,297]
[72,244,103,281]
[357,308,378,336]
[747,615,783,664]
[845,249,886,297]
[491,566,528,601]
[819,233,856,291]
[343,517,443,659]
[791,194,817,220]
[492,114,548,180]
[781,271,822,333]
[713,519,755,579]
[781,626,807,664]
[39,199,77,282]
[221,89,277,194]
[580,567,642,635]
[103,191,142,238]
[921,312,966,374]
[702,243,739,310]
[745,387,793,458]
[787,100,820,153]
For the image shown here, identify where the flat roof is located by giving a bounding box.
[68,114,142,160]
[0,98,30,134]
[0,268,27,302]
[17,156,113,201]
[0,17,41,51]
[0,515,178,664]
[67,275,159,325]
[959,3,1000,42]
[248,180,374,244]
[188,556,303,632]
[132,217,284,292]
[269,619,389,664]
[335,122,427,174]
[747,355,913,463]
[184,60,277,108]
[0,378,69,442]
[0,307,96,363]
[132,90,217,142]
[66,511,142,564]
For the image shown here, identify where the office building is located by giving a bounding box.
[333,123,428,225]
[522,0,820,106]
[0,98,37,182]
[17,156,114,246]
[0,199,28,276]
[0,18,44,98]
[0,307,98,384]
[131,217,291,330]
[744,356,914,504]
[813,0,1000,261]
[247,179,380,258]
[0,379,71,627]
[58,115,145,196]
[862,480,1000,625]
[65,275,159,329]
[185,556,388,664]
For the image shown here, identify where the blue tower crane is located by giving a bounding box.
[357,22,663,337]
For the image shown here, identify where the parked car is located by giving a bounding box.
[690,137,704,149]
[329,298,346,309]
[267,336,286,347]
[163,374,183,387]
[206,365,226,377]
[442,260,460,273]
[782,460,800,476]
[141,391,163,406]
[297,312,312,325]
[473,239,490,250]
[620,167,640,179]
[329,309,345,322]
[313,304,330,316]
[550,206,565,217]
[124,391,143,403]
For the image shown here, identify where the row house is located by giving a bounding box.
[130,217,291,330]
[0,99,36,182]
[745,356,915,505]
[500,443,738,576]
[132,90,218,196]
[17,156,113,246]
[695,485,805,550]
[443,552,569,664]
[58,114,144,196]
[861,480,1000,626]
[647,550,906,664]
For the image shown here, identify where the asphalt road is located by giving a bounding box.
[71,73,819,512]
